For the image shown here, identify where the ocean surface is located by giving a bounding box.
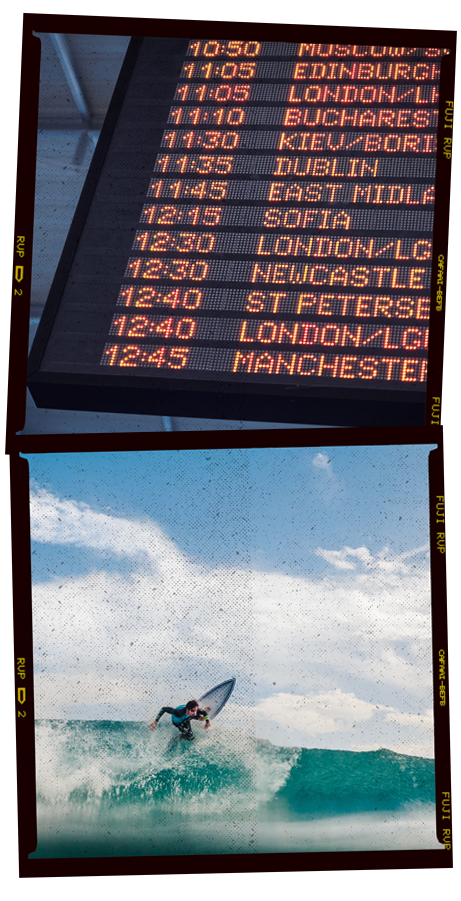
[31,720,444,858]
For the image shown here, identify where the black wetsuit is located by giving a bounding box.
[155,705,210,740]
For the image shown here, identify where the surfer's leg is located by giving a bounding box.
[178,721,195,741]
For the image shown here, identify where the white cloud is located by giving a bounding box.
[30,483,190,580]
[312,452,333,471]
[313,549,352,570]
[33,671,152,719]
[256,690,376,734]
[310,452,343,503]
[253,692,435,757]
[384,708,434,730]
[314,543,429,581]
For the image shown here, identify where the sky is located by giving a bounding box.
[24,442,437,756]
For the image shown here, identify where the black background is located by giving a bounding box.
[6,12,456,891]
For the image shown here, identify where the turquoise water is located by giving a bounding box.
[31,720,443,858]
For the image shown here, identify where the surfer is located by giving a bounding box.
[148,700,212,741]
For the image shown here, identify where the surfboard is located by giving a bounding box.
[146,678,236,729]
[199,678,236,719]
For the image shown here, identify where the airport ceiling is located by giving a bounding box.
[36,32,131,130]
[31,33,130,318]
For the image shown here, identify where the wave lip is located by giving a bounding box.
[262,743,436,816]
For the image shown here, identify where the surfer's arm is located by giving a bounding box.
[148,707,175,730]
[195,707,211,727]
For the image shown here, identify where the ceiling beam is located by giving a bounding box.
[49,33,91,127]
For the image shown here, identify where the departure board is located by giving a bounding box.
[27,30,455,426]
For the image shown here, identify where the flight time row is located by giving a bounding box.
[147,178,435,205]
[173,83,440,104]
[180,60,442,81]
[108,312,429,352]
[116,286,431,321]
[100,343,428,385]
[159,130,437,153]
[132,230,432,262]
[186,41,448,59]
[138,203,434,232]
[165,106,439,127]
[125,257,432,289]
[151,153,436,179]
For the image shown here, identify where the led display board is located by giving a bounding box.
[27,25,456,426]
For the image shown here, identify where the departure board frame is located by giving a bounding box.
[21,16,456,427]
